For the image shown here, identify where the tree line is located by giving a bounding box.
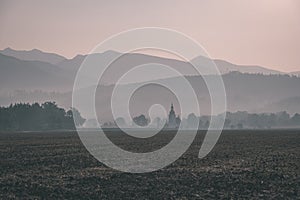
[101,111,300,129]
[0,102,85,131]
[1,102,299,131]
[184,111,300,129]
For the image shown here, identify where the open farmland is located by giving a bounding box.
[0,130,299,199]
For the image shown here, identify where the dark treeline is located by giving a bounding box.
[0,102,85,131]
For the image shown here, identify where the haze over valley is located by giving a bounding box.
[1,48,300,120]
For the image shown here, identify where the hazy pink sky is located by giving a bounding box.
[0,0,299,72]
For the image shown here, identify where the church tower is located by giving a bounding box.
[168,103,176,128]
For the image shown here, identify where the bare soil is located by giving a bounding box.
[0,130,299,199]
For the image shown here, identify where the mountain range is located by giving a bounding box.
[1,48,286,80]
[1,48,66,65]
[0,48,299,119]
[0,48,288,91]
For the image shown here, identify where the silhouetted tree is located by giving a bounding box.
[133,115,149,127]
[68,107,85,127]
[187,113,198,129]
[115,117,126,128]
[153,117,162,129]
[291,113,300,126]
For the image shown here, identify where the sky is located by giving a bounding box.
[0,0,299,72]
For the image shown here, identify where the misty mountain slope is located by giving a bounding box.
[213,59,283,74]
[0,48,287,92]
[261,96,300,114]
[1,72,300,120]
[190,55,283,74]
[0,54,72,92]
[220,72,300,112]
[0,48,66,65]
[67,72,300,120]
[135,72,300,114]
[57,51,195,85]
[0,48,286,80]
[58,51,284,86]
[57,54,86,71]
[57,51,121,75]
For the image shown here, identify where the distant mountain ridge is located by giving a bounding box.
[0,47,66,65]
[0,53,72,92]
[0,47,294,93]
[1,48,287,79]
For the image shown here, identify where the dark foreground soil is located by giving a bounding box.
[0,130,299,199]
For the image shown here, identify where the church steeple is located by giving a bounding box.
[168,103,176,128]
